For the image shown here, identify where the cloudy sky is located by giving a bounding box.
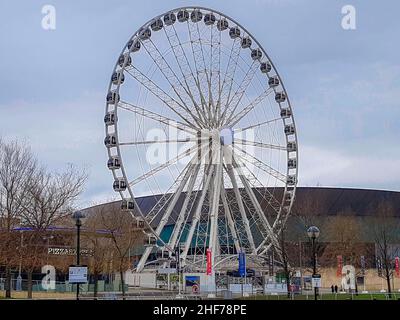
[0,0,399,207]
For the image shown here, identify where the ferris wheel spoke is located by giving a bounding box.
[233,155,283,215]
[224,164,256,254]
[227,88,274,127]
[238,192,268,248]
[196,22,217,123]
[144,143,210,225]
[128,146,198,186]
[257,222,284,255]
[234,139,286,151]
[145,159,194,224]
[233,145,287,183]
[140,37,205,127]
[125,67,200,128]
[208,23,222,126]
[235,117,281,132]
[181,165,215,263]
[119,138,195,146]
[232,157,280,249]
[136,160,197,272]
[217,37,242,126]
[183,24,210,124]
[187,21,214,123]
[167,164,201,251]
[221,61,258,126]
[162,25,208,126]
[220,186,241,253]
[118,101,197,135]
[222,169,251,252]
[152,163,196,233]
[258,242,274,256]
[175,166,206,249]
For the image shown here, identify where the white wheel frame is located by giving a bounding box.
[104,6,298,273]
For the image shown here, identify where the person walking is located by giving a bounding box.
[331,285,334,293]
[334,285,338,293]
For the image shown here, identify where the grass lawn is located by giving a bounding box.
[240,292,400,301]
[0,290,75,300]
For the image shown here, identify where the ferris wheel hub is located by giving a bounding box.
[220,128,234,146]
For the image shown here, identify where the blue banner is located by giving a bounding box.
[238,252,246,277]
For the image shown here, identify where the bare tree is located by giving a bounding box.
[275,226,297,298]
[84,206,114,298]
[371,201,400,297]
[18,164,87,298]
[0,139,37,298]
[20,165,87,229]
[98,206,143,298]
[321,210,363,266]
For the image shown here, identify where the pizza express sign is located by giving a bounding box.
[48,247,93,256]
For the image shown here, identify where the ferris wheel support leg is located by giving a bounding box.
[168,165,200,252]
[136,162,195,272]
[181,165,215,264]
[232,158,280,252]
[220,186,241,253]
[225,164,256,254]
[258,243,273,256]
[207,161,223,273]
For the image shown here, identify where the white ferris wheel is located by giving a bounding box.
[104,7,298,273]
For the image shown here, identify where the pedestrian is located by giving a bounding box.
[334,285,338,293]
[331,285,334,293]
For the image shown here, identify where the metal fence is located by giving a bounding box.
[0,278,127,294]
[2,278,400,300]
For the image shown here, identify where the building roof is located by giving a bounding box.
[85,187,400,219]
[82,187,400,243]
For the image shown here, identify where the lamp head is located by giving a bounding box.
[307,226,320,239]
[72,211,86,223]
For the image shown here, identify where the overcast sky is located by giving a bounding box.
[0,0,399,207]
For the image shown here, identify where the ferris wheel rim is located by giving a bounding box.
[104,6,299,270]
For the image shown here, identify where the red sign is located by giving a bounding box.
[395,257,400,277]
[206,248,212,275]
[337,255,343,277]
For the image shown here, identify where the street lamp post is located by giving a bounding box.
[72,211,85,301]
[42,235,54,266]
[307,226,320,301]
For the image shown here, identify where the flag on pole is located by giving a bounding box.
[206,248,212,275]
[337,255,343,277]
